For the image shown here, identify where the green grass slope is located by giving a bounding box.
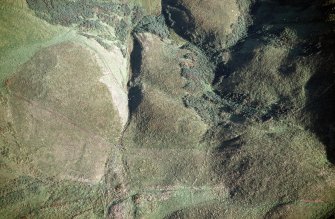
[0,3,63,87]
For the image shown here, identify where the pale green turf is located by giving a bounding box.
[0,4,67,87]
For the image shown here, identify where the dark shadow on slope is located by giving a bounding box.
[162,0,195,42]
[162,0,229,85]
[162,0,335,191]
[211,0,335,202]
[128,86,142,114]
[215,0,326,87]
[216,136,243,153]
[130,37,142,79]
[304,31,335,164]
[128,37,143,114]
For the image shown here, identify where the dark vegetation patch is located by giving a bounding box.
[26,0,144,44]
[162,0,195,41]
[133,15,169,38]
[26,0,96,26]
[26,0,133,26]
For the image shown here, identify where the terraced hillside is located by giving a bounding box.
[0,0,334,218]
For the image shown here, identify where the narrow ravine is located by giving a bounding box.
[104,33,146,218]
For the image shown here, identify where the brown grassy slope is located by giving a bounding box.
[212,121,335,203]
[5,42,122,182]
[136,33,186,97]
[160,120,335,218]
[180,0,240,36]
[163,0,250,48]
[124,33,208,150]
[134,0,162,15]
[1,0,28,9]
[221,33,310,109]
[126,85,207,149]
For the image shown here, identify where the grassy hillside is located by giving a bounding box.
[0,3,63,87]
[0,0,334,218]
